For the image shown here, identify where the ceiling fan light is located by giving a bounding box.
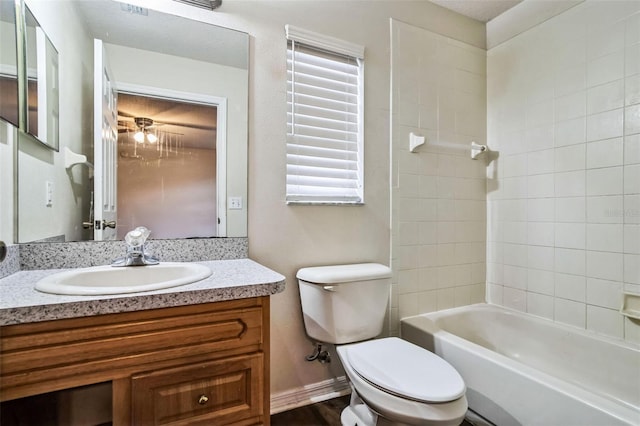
[134,131,145,143]
[147,133,158,143]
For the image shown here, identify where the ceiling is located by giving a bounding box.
[429,0,523,22]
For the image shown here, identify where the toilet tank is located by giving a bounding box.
[297,263,392,344]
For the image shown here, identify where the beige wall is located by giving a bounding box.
[132,0,484,397]
[17,0,93,242]
[487,0,640,343]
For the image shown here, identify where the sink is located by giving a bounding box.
[35,262,213,295]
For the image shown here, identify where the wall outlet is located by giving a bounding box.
[45,181,53,207]
[229,196,242,210]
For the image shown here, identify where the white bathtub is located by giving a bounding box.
[401,304,640,426]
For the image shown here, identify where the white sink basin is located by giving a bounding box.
[35,262,212,295]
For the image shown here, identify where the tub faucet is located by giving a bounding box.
[112,226,159,267]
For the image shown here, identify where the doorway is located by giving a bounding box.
[116,89,223,239]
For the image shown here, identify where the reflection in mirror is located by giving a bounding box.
[0,0,18,127]
[24,4,59,150]
[17,1,248,243]
[116,92,220,239]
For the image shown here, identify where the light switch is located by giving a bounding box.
[45,181,53,207]
[229,196,242,210]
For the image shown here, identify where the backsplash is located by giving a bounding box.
[0,245,20,279]
[12,238,248,271]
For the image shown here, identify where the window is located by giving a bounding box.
[286,25,364,204]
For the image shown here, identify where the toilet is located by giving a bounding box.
[297,263,467,426]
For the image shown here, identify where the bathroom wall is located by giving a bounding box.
[390,20,487,334]
[17,0,93,243]
[487,0,640,344]
[136,0,484,403]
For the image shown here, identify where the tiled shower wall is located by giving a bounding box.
[390,20,487,335]
[487,1,640,343]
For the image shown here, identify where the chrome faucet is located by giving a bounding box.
[112,226,159,267]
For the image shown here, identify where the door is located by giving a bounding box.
[93,39,118,240]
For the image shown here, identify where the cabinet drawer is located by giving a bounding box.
[132,353,264,425]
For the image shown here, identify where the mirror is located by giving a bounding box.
[16,0,248,242]
[24,4,59,150]
[0,0,18,127]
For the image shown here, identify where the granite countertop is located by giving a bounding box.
[0,259,285,326]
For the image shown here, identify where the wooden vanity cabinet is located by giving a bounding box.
[0,297,271,426]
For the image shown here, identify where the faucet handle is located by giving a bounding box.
[125,228,147,247]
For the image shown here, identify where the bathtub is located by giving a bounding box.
[401,304,640,426]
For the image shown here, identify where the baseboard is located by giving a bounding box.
[270,376,351,415]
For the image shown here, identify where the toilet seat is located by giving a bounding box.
[346,337,465,403]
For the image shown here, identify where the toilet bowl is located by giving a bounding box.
[336,338,467,426]
[297,263,468,426]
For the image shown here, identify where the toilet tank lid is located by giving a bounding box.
[297,263,392,284]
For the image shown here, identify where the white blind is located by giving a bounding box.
[286,27,364,204]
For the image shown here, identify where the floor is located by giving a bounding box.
[271,395,475,425]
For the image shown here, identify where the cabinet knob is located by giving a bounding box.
[198,395,209,405]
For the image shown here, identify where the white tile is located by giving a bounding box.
[399,293,419,318]
[624,164,640,194]
[527,174,554,199]
[586,278,622,309]
[419,222,437,245]
[586,167,623,196]
[555,272,586,302]
[398,173,419,197]
[503,243,528,268]
[587,50,624,88]
[586,223,624,252]
[587,22,625,60]
[503,221,528,244]
[586,250,624,281]
[398,222,420,246]
[624,317,640,344]
[554,298,586,329]
[528,222,555,247]
[586,305,624,339]
[587,79,625,115]
[586,108,624,142]
[626,12,640,46]
[503,153,528,177]
[586,195,624,223]
[626,73,640,106]
[626,43,640,77]
[527,292,554,320]
[526,99,554,128]
[586,137,624,169]
[625,194,640,224]
[528,245,554,271]
[503,265,527,289]
[527,149,555,175]
[555,223,586,249]
[555,64,586,98]
[486,283,503,304]
[555,91,586,123]
[527,266,553,293]
[419,175,438,198]
[436,288,456,310]
[398,268,420,294]
[624,254,640,284]
[556,197,586,222]
[554,248,586,276]
[419,267,438,291]
[555,171,586,197]
[524,123,554,151]
[502,176,527,199]
[555,117,586,147]
[624,134,640,165]
[625,104,640,135]
[503,287,526,312]
[624,224,640,254]
[555,144,585,172]
[528,198,555,222]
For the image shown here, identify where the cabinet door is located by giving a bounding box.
[132,354,263,425]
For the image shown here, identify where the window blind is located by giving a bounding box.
[286,26,364,204]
